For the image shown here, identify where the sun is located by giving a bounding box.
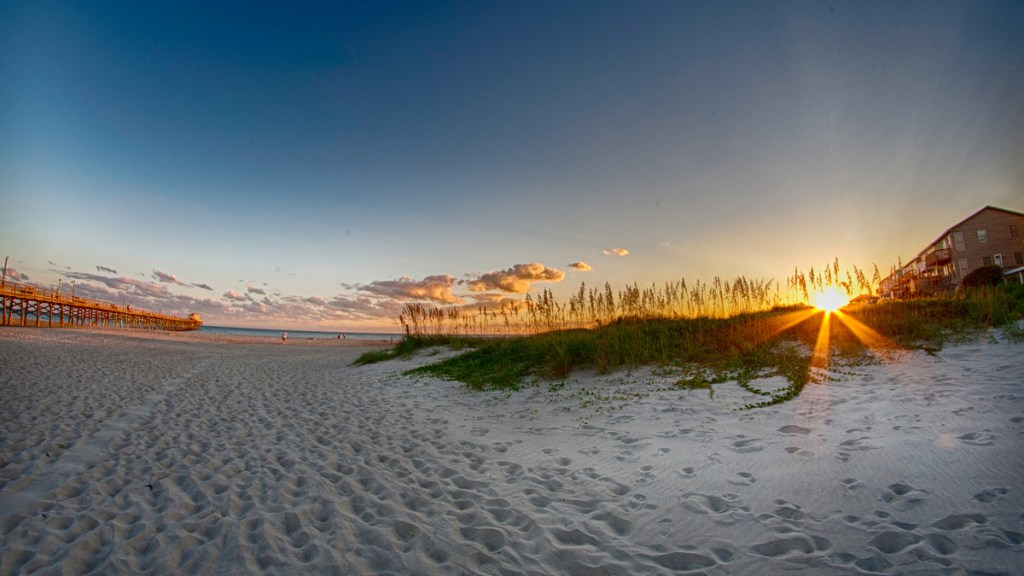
[812,286,849,313]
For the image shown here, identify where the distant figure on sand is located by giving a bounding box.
[281,331,288,343]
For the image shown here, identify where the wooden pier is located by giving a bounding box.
[0,280,202,331]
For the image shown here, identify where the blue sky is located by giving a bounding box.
[2,1,1022,330]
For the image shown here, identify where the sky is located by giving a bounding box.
[2,1,1022,331]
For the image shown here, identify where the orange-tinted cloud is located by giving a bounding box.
[153,270,185,285]
[568,261,592,271]
[4,267,29,281]
[603,248,629,256]
[223,290,247,302]
[468,263,565,293]
[361,275,462,304]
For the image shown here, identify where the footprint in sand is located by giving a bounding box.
[778,425,812,436]
[839,437,878,451]
[628,493,655,511]
[957,431,996,446]
[869,531,922,554]
[646,551,717,571]
[616,449,640,462]
[841,478,863,491]
[750,534,832,558]
[972,487,1008,503]
[727,436,764,453]
[636,466,656,487]
[931,513,988,531]
[880,482,926,508]
[757,500,808,524]
[598,476,630,497]
[590,511,634,536]
[727,472,756,486]
[680,493,748,518]
[924,533,959,556]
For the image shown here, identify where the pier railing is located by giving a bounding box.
[0,280,202,331]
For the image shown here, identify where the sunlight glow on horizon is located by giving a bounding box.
[812,287,850,313]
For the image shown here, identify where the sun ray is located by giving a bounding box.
[832,309,896,350]
[770,308,821,335]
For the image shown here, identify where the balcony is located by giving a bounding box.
[925,248,952,267]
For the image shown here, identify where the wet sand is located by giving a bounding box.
[1,327,1021,574]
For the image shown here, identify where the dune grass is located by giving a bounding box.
[351,334,483,365]
[355,272,1023,407]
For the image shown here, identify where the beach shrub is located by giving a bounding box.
[961,265,1003,289]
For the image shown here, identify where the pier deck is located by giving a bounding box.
[0,281,201,331]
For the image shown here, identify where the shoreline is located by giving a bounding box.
[1,328,1021,574]
[0,325,393,347]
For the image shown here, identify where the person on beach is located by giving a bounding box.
[281,331,288,343]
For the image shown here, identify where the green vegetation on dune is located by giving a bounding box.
[356,283,1023,408]
[352,334,483,365]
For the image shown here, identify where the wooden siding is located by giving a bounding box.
[940,208,1024,277]
[881,206,1024,297]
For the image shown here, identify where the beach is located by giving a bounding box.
[1,327,1021,575]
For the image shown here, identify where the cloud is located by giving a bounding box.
[96,265,117,274]
[467,263,565,293]
[325,295,404,319]
[361,275,462,304]
[246,284,266,295]
[153,270,185,285]
[64,271,173,299]
[55,270,227,319]
[4,267,29,281]
[568,261,592,271]
[603,248,629,256]
[192,283,214,291]
[223,290,247,302]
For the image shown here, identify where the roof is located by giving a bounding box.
[918,205,1024,257]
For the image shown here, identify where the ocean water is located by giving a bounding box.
[201,325,402,341]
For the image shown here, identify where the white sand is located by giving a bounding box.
[1,327,1021,575]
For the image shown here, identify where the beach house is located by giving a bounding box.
[880,206,1024,298]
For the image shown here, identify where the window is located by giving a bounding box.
[977,229,988,243]
[954,231,965,252]
[959,258,969,275]
[1016,252,1023,266]
[994,254,1004,267]
[983,256,992,266]
[1011,224,1019,239]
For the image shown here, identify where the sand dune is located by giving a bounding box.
[1,327,1021,575]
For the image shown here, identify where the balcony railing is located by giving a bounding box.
[925,248,952,267]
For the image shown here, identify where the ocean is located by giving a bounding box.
[201,325,402,341]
